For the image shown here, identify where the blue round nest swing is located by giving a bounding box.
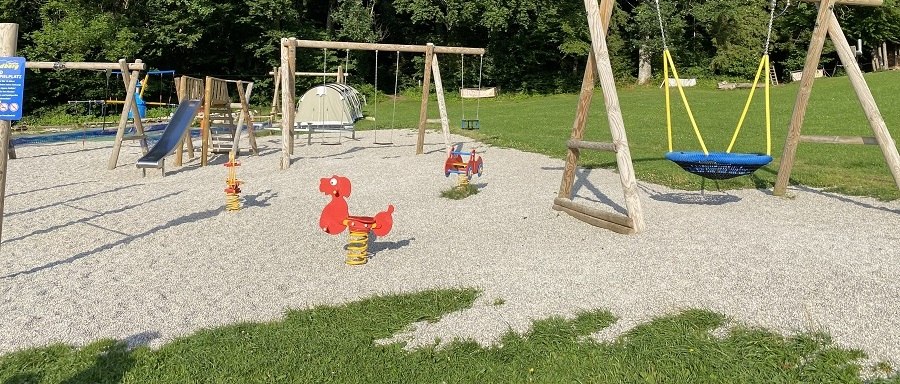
[665,151,773,180]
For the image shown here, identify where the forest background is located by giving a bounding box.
[1,0,898,114]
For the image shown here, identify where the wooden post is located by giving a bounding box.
[270,66,280,116]
[416,43,435,155]
[107,59,143,169]
[280,38,295,169]
[201,76,212,166]
[430,54,451,150]
[558,52,598,199]
[826,14,900,188]
[0,23,18,246]
[175,76,186,166]
[232,81,257,156]
[126,59,149,155]
[585,0,644,233]
[288,40,296,155]
[337,65,345,84]
[774,0,836,196]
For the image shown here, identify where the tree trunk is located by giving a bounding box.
[637,43,652,85]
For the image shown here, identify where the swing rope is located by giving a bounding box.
[460,54,466,123]
[654,0,776,179]
[375,51,401,145]
[475,54,484,121]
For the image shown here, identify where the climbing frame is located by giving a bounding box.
[553,0,645,234]
[200,76,257,166]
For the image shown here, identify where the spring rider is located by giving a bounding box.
[444,143,484,188]
[224,153,242,211]
[319,175,395,265]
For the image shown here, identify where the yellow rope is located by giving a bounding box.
[765,55,771,156]
[664,50,672,152]
[664,50,709,155]
[727,54,769,154]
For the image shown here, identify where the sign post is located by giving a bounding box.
[0,23,21,247]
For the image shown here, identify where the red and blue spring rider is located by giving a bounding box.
[319,175,395,265]
[224,153,242,211]
[444,143,483,188]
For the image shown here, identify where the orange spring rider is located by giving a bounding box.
[224,153,242,211]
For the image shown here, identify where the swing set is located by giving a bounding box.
[278,38,486,170]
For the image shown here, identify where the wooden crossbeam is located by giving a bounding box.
[26,61,145,71]
[799,135,878,145]
[287,40,485,55]
[799,0,881,5]
[567,139,617,152]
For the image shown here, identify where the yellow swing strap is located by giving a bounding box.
[663,49,709,155]
[726,54,772,155]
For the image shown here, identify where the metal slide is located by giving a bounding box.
[136,99,202,169]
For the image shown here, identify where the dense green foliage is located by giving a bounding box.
[2,0,899,114]
[1,289,897,382]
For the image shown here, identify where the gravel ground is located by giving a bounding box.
[1,129,899,368]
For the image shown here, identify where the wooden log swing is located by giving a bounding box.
[278,38,486,170]
[774,0,900,195]
[553,0,645,234]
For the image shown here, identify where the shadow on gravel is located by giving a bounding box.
[795,186,900,214]
[5,184,143,217]
[2,191,276,279]
[124,331,161,349]
[639,183,743,205]
[648,192,741,205]
[13,145,107,160]
[369,237,415,257]
[2,191,185,244]
[571,168,627,215]
[5,181,96,198]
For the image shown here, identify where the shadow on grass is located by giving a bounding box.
[0,289,896,383]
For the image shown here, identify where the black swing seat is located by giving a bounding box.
[461,119,480,130]
[665,151,773,180]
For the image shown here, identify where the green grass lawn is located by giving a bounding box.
[357,71,900,200]
[2,289,897,383]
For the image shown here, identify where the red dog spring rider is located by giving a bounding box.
[444,143,483,188]
[319,175,395,265]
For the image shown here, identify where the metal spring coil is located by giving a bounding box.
[457,172,470,188]
[225,192,241,211]
[345,230,369,265]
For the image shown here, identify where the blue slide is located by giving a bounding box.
[136,99,202,169]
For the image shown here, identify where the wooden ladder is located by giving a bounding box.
[769,65,779,86]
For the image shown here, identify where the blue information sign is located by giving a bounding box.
[0,57,25,121]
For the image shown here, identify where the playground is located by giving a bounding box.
[1,127,899,371]
[3,0,900,379]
